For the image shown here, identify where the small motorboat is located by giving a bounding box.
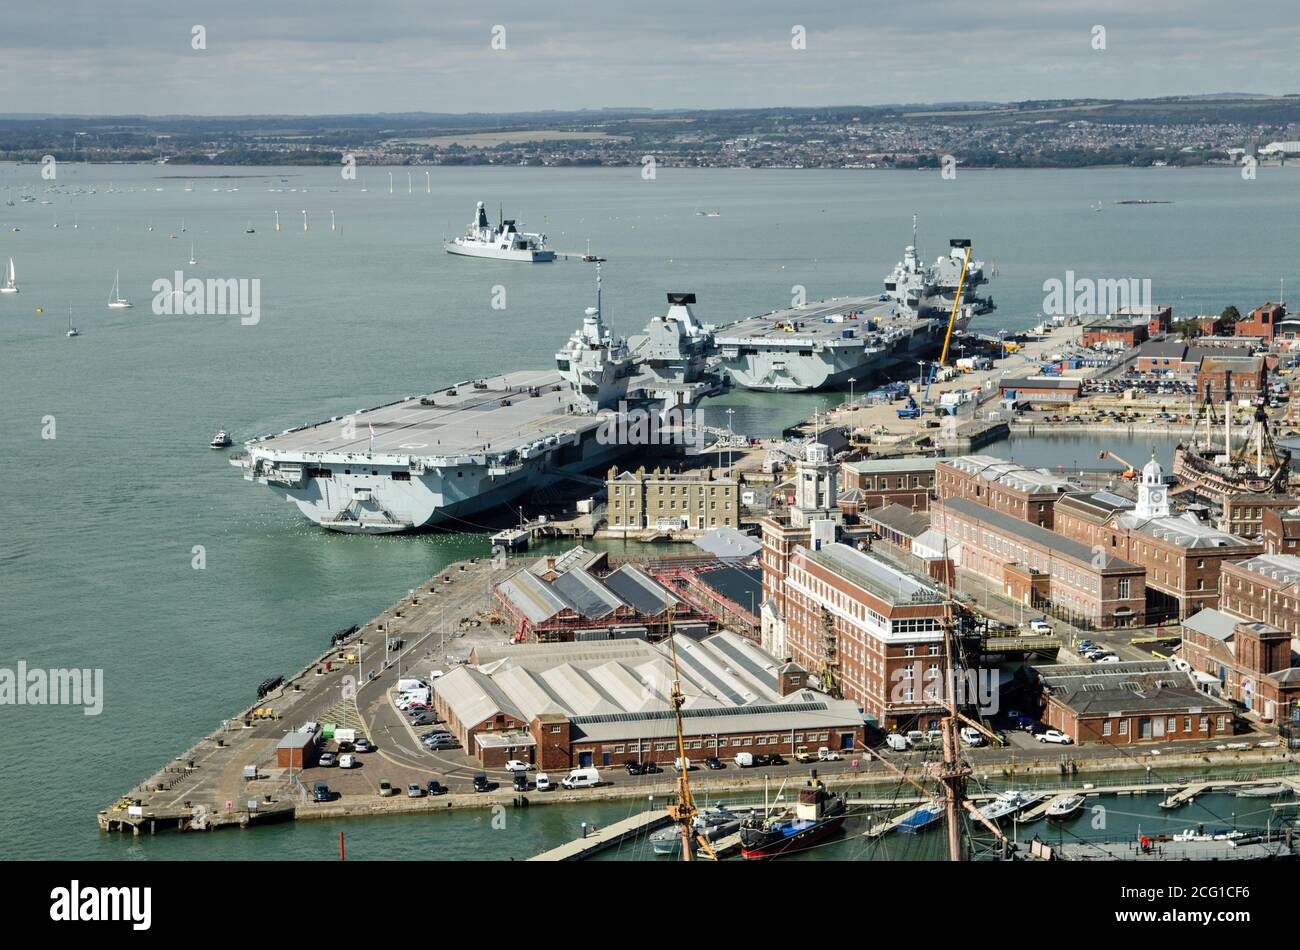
[210,430,233,449]
[649,806,743,855]
[977,790,1036,823]
[1045,793,1087,820]
[1233,782,1291,798]
[895,802,945,834]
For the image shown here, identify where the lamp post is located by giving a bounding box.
[848,377,857,409]
[725,408,736,474]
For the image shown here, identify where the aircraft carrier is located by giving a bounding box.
[236,272,715,533]
[712,234,994,392]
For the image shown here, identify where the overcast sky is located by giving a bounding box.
[4,1,1298,116]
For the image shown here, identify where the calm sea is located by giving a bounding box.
[1,163,1296,859]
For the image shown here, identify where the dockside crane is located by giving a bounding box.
[922,239,972,405]
[1097,450,1138,479]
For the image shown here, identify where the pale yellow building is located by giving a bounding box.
[606,466,740,534]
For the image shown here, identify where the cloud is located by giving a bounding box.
[3,0,1298,114]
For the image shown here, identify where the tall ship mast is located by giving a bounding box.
[1173,386,1291,505]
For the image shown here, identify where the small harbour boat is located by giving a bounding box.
[210,430,233,449]
[0,256,17,293]
[1234,782,1291,798]
[895,802,945,834]
[1045,793,1087,820]
[66,306,79,338]
[978,790,1036,823]
[650,806,742,855]
[740,772,846,859]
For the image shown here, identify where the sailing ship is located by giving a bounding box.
[0,257,16,293]
[66,306,79,338]
[1172,391,1290,505]
[107,271,132,309]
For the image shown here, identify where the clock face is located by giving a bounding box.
[1149,489,1165,504]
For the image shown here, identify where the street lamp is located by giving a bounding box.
[725,407,736,474]
[848,377,857,408]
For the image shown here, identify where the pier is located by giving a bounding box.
[528,810,671,861]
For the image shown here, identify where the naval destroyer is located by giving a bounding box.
[236,270,717,533]
[443,201,556,262]
[712,232,994,392]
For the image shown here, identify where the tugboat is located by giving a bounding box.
[739,771,846,859]
[210,430,233,449]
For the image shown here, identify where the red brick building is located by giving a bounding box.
[1179,609,1300,724]
[775,541,954,731]
[1051,461,1260,621]
[1038,662,1235,745]
[936,495,1148,628]
[1222,494,1300,541]
[838,457,937,516]
[1234,302,1286,342]
[1217,554,1300,640]
[996,377,1082,405]
[935,455,1075,529]
[1081,318,1149,349]
[1261,504,1300,554]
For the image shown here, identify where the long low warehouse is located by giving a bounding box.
[431,632,866,769]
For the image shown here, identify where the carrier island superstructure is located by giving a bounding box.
[236,272,715,534]
[712,236,994,392]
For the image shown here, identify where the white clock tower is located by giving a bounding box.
[1135,452,1169,519]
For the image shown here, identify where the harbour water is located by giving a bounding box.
[2,164,1298,860]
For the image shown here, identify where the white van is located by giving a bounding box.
[397,678,426,693]
[561,768,600,789]
[905,730,931,750]
[534,773,551,791]
[884,733,909,752]
[733,752,754,768]
[673,757,692,772]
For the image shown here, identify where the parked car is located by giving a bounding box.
[1096,654,1120,664]
[504,760,533,773]
[959,726,985,747]
[378,781,395,797]
[884,733,909,752]
[410,712,442,727]
[336,741,354,754]
[752,753,772,766]
[354,737,373,753]
[313,781,332,803]
[766,753,787,767]
[424,738,460,751]
[426,779,448,796]
[407,783,426,798]
[705,756,725,770]
[472,773,494,793]
[794,745,817,763]
[534,773,552,791]
[337,753,357,769]
[318,752,337,768]
[673,757,692,772]
[734,752,754,768]
[513,773,530,792]
[1037,729,1074,745]
[817,747,842,761]
[1017,715,1038,731]
[421,730,454,741]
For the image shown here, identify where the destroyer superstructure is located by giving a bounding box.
[443,201,556,262]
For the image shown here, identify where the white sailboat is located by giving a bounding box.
[66,306,79,337]
[107,270,132,309]
[188,241,197,266]
[0,257,17,293]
